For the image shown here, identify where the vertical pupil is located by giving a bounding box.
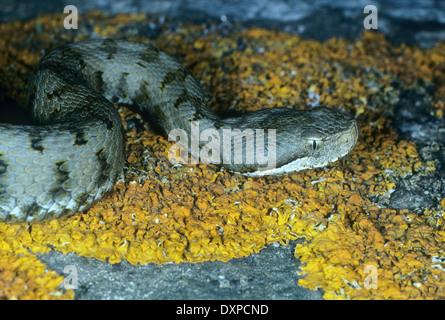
[312,140,317,150]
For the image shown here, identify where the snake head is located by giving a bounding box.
[300,107,359,158]
[249,106,359,175]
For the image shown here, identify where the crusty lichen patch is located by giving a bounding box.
[0,12,444,299]
[0,235,73,299]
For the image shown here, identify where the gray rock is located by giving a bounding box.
[36,242,323,300]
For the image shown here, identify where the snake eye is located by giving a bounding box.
[307,139,322,151]
[312,140,317,150]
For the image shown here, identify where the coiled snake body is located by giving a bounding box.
[0,39,358,223]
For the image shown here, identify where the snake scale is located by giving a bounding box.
[0,39,359,223]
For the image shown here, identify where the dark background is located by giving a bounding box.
[1,0,445,48]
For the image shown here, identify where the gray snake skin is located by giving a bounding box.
[0,39,359,223]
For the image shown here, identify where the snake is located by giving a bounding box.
[0,39,359,223]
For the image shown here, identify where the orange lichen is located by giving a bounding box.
[0,237,73,299]
[0,12,444,299]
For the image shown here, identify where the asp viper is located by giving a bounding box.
[0,39,359,223]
